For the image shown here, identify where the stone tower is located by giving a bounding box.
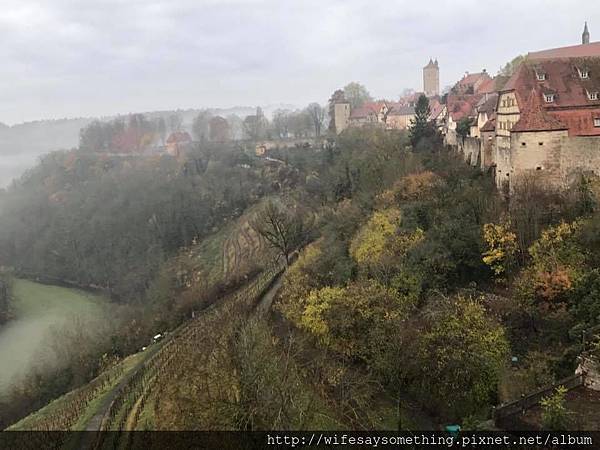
[583,22,590,45]
[423,59,440,97]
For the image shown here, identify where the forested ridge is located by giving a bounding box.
[2,120,600,430]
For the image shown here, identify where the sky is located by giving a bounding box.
[0,0,597,124]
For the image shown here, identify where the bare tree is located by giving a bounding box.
[306,103,325,137]
[169,113,183,132]
[250,201,310,266]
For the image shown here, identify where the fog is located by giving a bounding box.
[0,280,109,399]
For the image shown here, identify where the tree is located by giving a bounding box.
[414,297,509,419]
[306,103,325,137]
[288,110,312,138]
[482,221,518,278]
[343,82,373,109]
[192,111,211,142]
[272,109,291,139]
[250,201,310,265]
[540,386,570,430]
[408,94,439,149]
[208,116,230,142]
[499,55,525,77]
[157,117,167,146]
[300,280,415,369]
[456,117,474,139]
[169,113,183,132]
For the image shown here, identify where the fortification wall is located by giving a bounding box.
[480,131,495,170]
[560,136,600,183]
[463,137,480,167]
[508,130,567,187]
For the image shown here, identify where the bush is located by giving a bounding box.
[540,386,570,430]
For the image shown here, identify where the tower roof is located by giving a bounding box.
[583,21,590,45]
[424,59,437,69]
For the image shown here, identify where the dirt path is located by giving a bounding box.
[77,342,164,449]
[78,267,285,446]
[255,272,284,316]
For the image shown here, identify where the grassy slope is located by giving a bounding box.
[7,352,144,431]
[7,202,275,430]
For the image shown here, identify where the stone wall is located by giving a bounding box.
[480,130,495,170]
[560,136,600,183]
[507,130,568,187]
[577,355,600,391]
[463,136,481,167]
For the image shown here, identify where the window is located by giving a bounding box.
[521,142,526,147]
[539,142,544,146]
[595,118,600,127]
[544,94,555,103]
[536,72,546,81]
[588,91,599,101]
[579,68,590,79]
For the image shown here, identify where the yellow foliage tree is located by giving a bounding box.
[527,221,585,303]
[349,208,424,282]
[300,280,415,366]
[482,222,518,277]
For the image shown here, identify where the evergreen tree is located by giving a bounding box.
[409,95,439,150]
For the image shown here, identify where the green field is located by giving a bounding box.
[0,278,108,398]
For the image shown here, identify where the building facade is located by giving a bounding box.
[447,24,600,192]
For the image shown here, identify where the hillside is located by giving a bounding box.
[3,126,600,434]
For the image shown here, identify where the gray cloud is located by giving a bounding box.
[0,0,597,123]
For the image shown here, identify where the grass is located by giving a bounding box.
[71,352,145,430]
[7,351,145,431]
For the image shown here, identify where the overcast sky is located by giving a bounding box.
[0,0,597,124]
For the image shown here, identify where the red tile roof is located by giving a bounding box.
[447,94,483,121]
[512,89,568,132]
[480,115,496,132]
[528,41,600,60]
[388,104,415,116]
[501,56,600,135]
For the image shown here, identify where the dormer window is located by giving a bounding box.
[578,67,590,79]
[536,72,546,81]
[544,93,555,103]
[588,90,599,101]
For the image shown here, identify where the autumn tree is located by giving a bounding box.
[349,208,424,287]
[300,279,416,376]
[414,297,509,420]
[482,221,518,279]
[540,386,570,430]
[343,82,373,109]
